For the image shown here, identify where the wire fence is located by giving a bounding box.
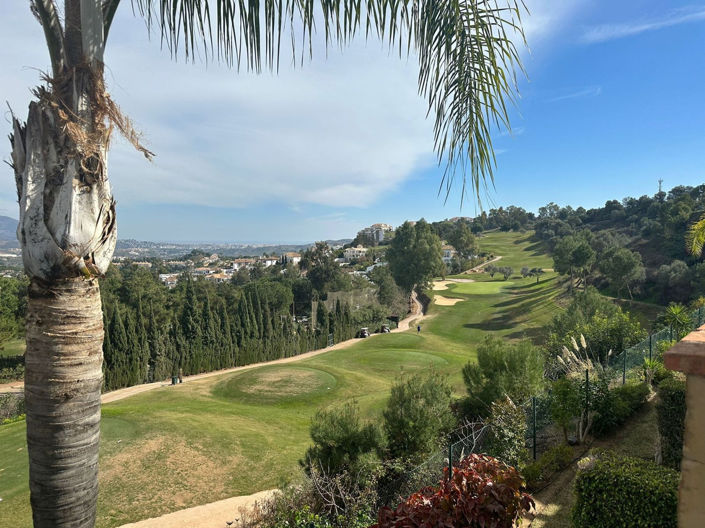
[377,306,705,506]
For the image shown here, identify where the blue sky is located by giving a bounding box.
[1,1,704,243]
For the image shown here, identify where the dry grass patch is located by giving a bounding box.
[99,436,243,526]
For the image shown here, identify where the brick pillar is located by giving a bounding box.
[664,324,705,527]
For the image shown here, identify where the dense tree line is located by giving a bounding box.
[100,255,400,391]
[536,185,705,304]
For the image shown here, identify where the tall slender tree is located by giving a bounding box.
[9,1,525,525]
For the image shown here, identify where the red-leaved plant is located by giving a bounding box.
[373,454,534,528]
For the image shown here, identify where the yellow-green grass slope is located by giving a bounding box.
[0,232,561,528]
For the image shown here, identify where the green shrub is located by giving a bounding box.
[485,397,527,467]
[462,336,544,418]
[383,370,455,462]
[652,362,674,386]
[521,445,573,489]
[656,376,686,470]
[549,377,581,443]
[302,401,382,476]
[573,451,678,528]
[592,382,649,438]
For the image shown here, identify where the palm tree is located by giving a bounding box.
[687,212,705,257]
[9,1,525,526]
[664,303,692,340]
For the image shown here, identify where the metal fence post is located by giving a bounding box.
[448,441,453,482]
[623,349,627,385]
[532,396,537,461]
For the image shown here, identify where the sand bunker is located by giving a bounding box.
[434,295,465,306]
[432,278,475,291]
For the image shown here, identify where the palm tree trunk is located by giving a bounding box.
[10,64,116,527]
[25,278,104,527]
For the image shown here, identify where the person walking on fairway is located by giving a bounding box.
[417,325,421,334]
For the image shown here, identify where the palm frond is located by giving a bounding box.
[131,0,526,203]
[686,212,705,256]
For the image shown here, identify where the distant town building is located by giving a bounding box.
[448,216,473,223]
[281,252,302,266]
[231,258,256,271]
[441,245,457,264]
[133,261,152,268]
[159,273,180,288]
[357,223,394,244]
[193,267,214,275]
[259,256,278,267]
[344,245,369,261]
[204,272,229,284]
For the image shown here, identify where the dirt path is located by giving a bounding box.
[462,255,502,274]
[118,489,275,528]
[3,294,429,403]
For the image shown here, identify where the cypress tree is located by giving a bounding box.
[201,293,216,371]
[135,295,150,383]
[219,304,234,368]
[102,311,114,390]
[124,312,142,386]
[148,303,170,382]
[109,304,129,389]
[317,302,329,348]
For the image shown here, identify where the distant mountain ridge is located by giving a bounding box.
[0,216,18,248]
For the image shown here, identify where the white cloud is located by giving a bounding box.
[547,86,602,102]
[0,1,584,215]
[581,6,705,44]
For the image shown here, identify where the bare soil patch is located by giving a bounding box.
[118,489,275,528]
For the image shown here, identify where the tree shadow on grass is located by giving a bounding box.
[491,287,556,309]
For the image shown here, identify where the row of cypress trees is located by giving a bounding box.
[102,276,375,392]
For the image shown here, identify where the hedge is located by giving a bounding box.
[656,377,686,470]
[592,382,649,438]
[573,451,678,528]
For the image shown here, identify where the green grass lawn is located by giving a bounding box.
[476,230,553,270]
[0,338,25,357]
[0,232,566,528]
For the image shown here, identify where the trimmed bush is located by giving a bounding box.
[573,451,678,528]
[656,376,686,470]
[592,382,649,438]
[373,454,534,528]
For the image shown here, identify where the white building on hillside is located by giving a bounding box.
[344,245,369,261]
[441,245,456,264]
[358,223,394,243]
